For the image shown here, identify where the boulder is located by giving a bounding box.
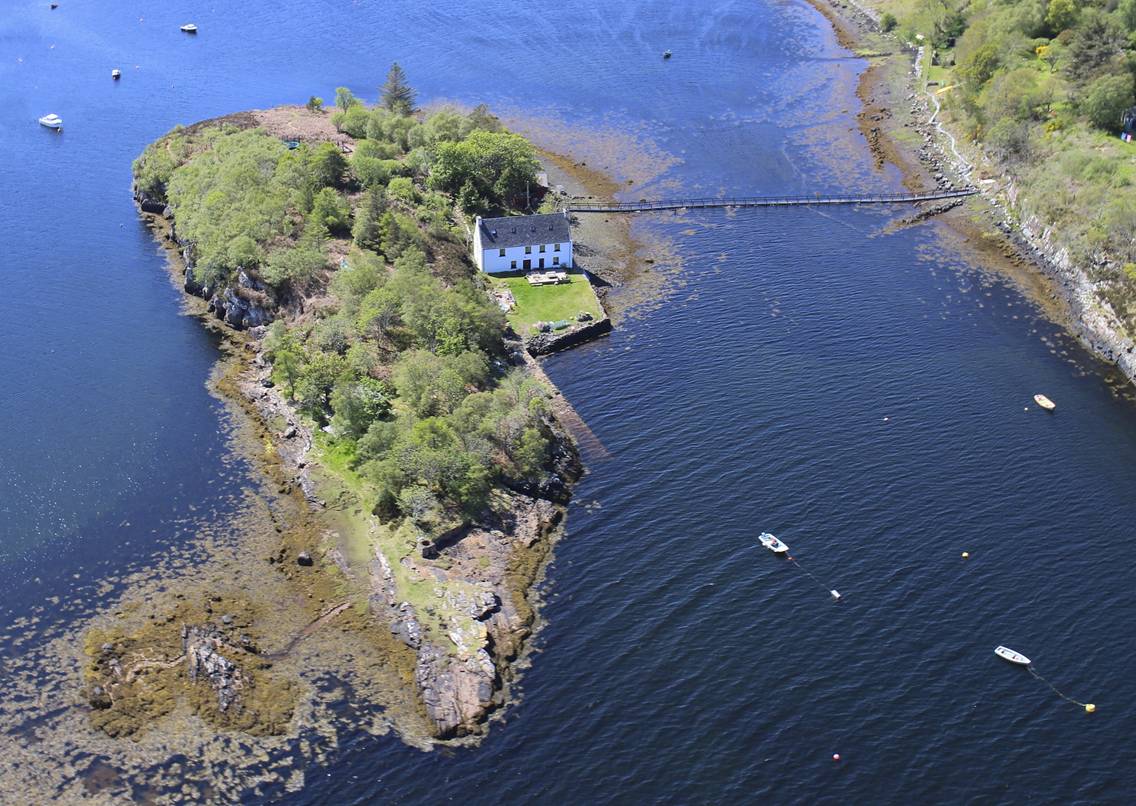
[296,551,313,566]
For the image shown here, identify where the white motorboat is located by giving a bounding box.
[112,69,122,80]
[994,645,1031,666]
[758,532,789,554]
[180,23,198,33]
[38,113,63,130]
[1033,394,1055,411]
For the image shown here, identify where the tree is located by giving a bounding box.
[958,41,1001,90]
[334,87,358,112]
[262,244,327,289]
[351,189,388,251]
[264,322,303,398]
[1065,11,1127,84]
[331,376,392,438]
[1122,0,1136,34]
[429,130,540,210]
[295,351,347,422]
[1081,73,1135,132]
[880,13,897,33]
[381,63,417,115]
[306,96,324,113]
[309,187,352,236]
[310,142,347,188]
[1044,0,1078,35]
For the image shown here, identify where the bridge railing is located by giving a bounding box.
[566,188,976,212]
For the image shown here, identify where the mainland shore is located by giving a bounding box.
[808,0,1136,389]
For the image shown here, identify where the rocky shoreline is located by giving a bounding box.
[810,0,1136,385]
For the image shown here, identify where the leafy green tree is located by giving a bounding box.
[310,142,348,188]
[880,12,898,32]
[1045,0,1078,34]
[307,96,324,112]
[262,244,327,289]
[334,87,359,112]
[381,63,417,115]
[309,187,352,236]
[958,41,1002,90]
[351,189,388,251]
[264,322,303,398]
[295,350,347,421]
[392,349,487,417]
[1065,11,1127,83]
[1121,0,1136,33]
[331,376,392,438]
[387,176,419,205]
[1081,73,1135,131]
[430,130,540,210]
[332,105,370,137]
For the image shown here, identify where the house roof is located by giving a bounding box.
[478,212,570,250]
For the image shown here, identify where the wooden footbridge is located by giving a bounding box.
[566,187,975,213]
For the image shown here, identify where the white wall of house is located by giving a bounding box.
[478,241,572,274]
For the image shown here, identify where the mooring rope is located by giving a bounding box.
[1028,666,1093,710]
[787,556,841,600]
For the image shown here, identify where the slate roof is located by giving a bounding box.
[478,213,570,250]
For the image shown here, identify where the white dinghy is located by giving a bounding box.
[994,645,1031,666]
[38,113,63,130]
[758,532,789,554]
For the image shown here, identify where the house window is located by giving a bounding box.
[525,246,532,254]
[539,244,546,253]
[498,248,505,257]
[510,260,517,270]
[553,256,560,266]
[554,243,561,252]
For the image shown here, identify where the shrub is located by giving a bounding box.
[1081,73,1135,132]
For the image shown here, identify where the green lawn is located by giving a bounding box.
[489,272,604,335]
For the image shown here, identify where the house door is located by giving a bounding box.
[538,258,545,269]
[523,259,531,270]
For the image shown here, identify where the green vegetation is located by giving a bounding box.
[868,0,1136,328]
[133,66,562,545]
[489,273,604,335]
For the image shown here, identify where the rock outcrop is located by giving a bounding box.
[369,491,570,738]
[183,624,247,713]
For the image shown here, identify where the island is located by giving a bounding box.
[85,68,630,742]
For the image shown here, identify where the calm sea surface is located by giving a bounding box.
[4,0,1136,802]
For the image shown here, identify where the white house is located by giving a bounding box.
[472,212,573,274]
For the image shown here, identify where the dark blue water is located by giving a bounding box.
[5,0,1136,802]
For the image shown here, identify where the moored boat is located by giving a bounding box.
[994,645,1031,666]
[180,23,198,33]
[112,69,121,80]
[1033,394,1055,411]
[663,50,672,59]
[758,532,789,554]
[38,113,63,130]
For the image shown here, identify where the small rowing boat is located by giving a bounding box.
[1033,394,1055,411]
[994,645,1031,666]
[180,23,198,33]
[758,532,789,554]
